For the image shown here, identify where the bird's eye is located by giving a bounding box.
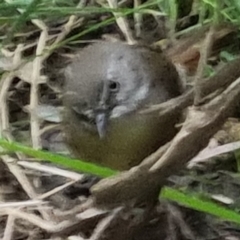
[108,80,120,92]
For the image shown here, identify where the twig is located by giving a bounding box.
[141,56,240,115]
[0,200,43,209]
[18,161,84,181]
[151,77,240,175]
[30,20,48,149]
[194,26,215,105]
[52,0,86,46]
[167,204,195,239]
[134,0,142,37]
[2,156,53,221]
[189,141,240,167]
[2,202,106,233]
[3,214,15,240]
[90,207,122,240]
[0,44,23,137]
[106,0,136,44]
[37,180,77,200]
[3,209,78,233]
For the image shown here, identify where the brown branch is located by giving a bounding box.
[194,26,215,105]
[141,57,240,116]
[151,77,240,176]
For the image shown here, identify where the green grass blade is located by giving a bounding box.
[162,187,240,224]
[0,138,117,177]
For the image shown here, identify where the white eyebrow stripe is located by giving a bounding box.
[111,83,150,118]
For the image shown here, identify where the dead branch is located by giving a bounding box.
[141,56,240,116]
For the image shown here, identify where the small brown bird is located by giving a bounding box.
[63,42,182,170]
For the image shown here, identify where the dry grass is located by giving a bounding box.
[1,0,240,239]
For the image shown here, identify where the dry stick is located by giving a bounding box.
[21,35,57,52]
[150,76,240,177]
[3,209,80,233]
[0,44,23,135]
[0,45,26,161]
[141,56,240,116]
[29,7,84,146]
[167,212,178,240]
[194,26,215,105]
[3,214,15,240]
[2,157,56,224]
[106,0,136,45]
[0,74,14,134]
[0,200,43,209]
[2,203,106,233]
[18,161,84,181]
[190,0,201,16]
[134,0,142,38]
[6,7,85,148]
[4,157,40,200]
[30,20,48,149]
[166,25,209,59]
[197,58,240,99]
[90,207,122,240]
[26,0,84,146]
[166,204,195,239]
[141,89,193,116]
[54,199,94,218]
[1,118,55,217]
[189,141,240,166]
[53,0,86,45]
[0,46,40,202]
[53,16,84,44]
[37,180,77,200]
[39,123,61,136]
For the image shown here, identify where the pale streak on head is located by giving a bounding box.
[111,82,150,118]
[106,52,150,118]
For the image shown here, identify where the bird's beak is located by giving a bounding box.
[95,81,112,139]
[95,112,108,139]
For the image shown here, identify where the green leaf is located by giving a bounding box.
[0,138,117,178]
[162,187,240,224]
